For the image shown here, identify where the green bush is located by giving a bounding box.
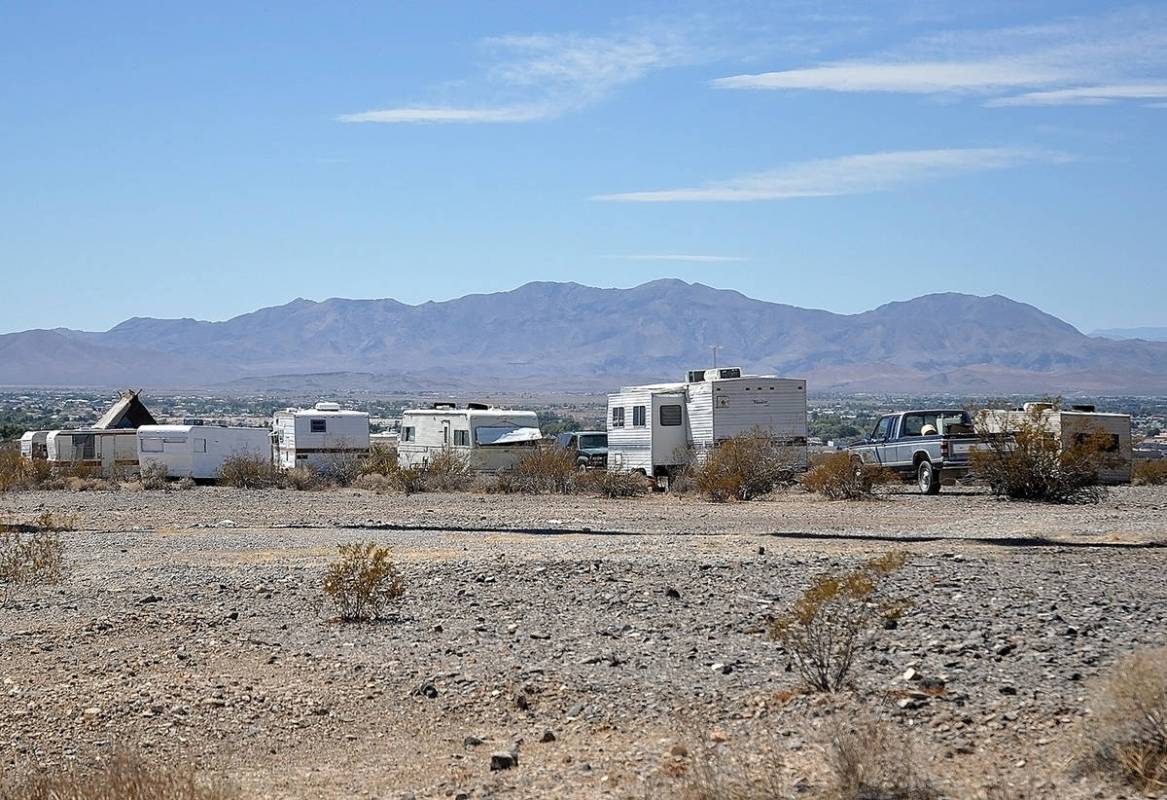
[801,453,895,500]
[322,542,405,622]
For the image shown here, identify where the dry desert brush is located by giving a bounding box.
[0,526,65,605]
[768,551,911,692]
[824,715,937,800]
[322,541,405,622]
[577,468,650,498]
[1133,458,1167,486]
[1077,647,1167,791]
[216,454,279,489]
[0,749,237,800]
[678,740,788,800]
[695,431,802,501]
[489,446,579,494]
[802,452,895,500]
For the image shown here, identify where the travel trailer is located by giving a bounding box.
[607,367,808,481]
[20,430,49,461]
[137,424,272,480]
[46,428,140,475]
[979,402,1133,484]
[397,403,542,472]
[272,402,370,471]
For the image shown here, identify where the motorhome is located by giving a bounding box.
[46,428,140,475]
[20,430,49,461]
[979,402,1133,484]
[137,424,272,480]
[272,402,370,471]
[607,367,808,481]
[397,403,542,472]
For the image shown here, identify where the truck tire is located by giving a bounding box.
[917,459,941,495]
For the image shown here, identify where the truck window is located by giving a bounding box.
[872,416,894,440]
[579,434,607,449]
[659,405,682,426]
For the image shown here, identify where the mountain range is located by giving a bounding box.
[3,280,1166,394]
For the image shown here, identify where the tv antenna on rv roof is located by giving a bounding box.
[711,345,721,368]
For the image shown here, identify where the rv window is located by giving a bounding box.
[632,406,646,426]
[660,405,682,426]
[310,419,327,433]
[401,427,414,442]
[194,438,207,453]
[454,430,469,447]
[612,407,625,428]
[140,438,163,453]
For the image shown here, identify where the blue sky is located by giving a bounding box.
[1,1,1164,334]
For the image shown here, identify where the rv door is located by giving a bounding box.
[442,420,450,448]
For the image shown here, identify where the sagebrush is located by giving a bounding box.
[769,551,911,692]
[824,715,937,800]
[487,447,578,494]
[139,461,169,490]
[1133,458,1167,486]
[322,541,405,622]
[694,432,801,501]
[577,468,650,498]
[802,452,894,500]
[217,455,279,489]
[0,526,65,604]
[0,750,237,800]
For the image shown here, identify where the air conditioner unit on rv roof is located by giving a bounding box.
[313,401,341,412]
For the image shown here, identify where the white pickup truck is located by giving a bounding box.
[848,409,987,494]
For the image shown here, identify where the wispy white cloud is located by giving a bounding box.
[594,147,1068,203]
[607,254,747,263]
[711,8,1167,108]
[340,24,702,124]
[986,82,1167,107]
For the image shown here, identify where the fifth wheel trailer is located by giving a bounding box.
[137,424,272,480]
[606,367,808,480]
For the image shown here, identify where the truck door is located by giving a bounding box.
[871,416,895,466]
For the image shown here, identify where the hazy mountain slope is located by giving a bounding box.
[1091,327,1167,342]
[3,280,1166,393]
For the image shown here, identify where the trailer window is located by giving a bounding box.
[310,419,327,433]
[659,405,682,426]
[612,407,625,428]
[194,438,207,453]
[454,430,469,447]
[140,438,163,453]
[401,427,414,442]
[632,406,646,426]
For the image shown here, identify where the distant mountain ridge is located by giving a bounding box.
[3,279,1166,393]
[1090,327,1167,342]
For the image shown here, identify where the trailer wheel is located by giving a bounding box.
[917,459,941,495]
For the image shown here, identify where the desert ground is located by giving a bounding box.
[3,485,1167,798]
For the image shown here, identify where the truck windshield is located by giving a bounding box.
[579,434,607,449]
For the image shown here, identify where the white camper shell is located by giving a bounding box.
[20,430,49,461]
[46,429,140,475]
[980,403,1133,484]
[607,367,808,480]
[397,404,542,472]
[137,424,272,480]
[272,402,370,471]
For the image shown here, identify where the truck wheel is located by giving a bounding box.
[917,459,941,495]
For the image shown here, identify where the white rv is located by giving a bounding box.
[980,402,1133,484]
[20,430,50,461]
[272,402,370,471]
[607,367,808,480]
[137,424,272,480]
[46,429,140,475]
[397,403,542,472]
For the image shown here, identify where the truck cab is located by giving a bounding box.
[849,409,983,494]
[555,430,608,469]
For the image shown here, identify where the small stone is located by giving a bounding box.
[665,587,681,599]
[463,735,483,748]
[490,751,516,771]
[530,632,551,640]
[139,594,162,604]
[999,686,1017,696]
[540,730,556,743]
[709,729,730,743]
[902,668,919,682]
[515,694,529,710]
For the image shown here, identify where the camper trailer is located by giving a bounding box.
[272,402,370,471]
[980,402,1133,484]
[397,403,542,472]
[607,367,808,481]
[137,424,272,480]
[20,430,49,461]
[46,429,140,475]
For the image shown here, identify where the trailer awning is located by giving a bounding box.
[475,426,543,446]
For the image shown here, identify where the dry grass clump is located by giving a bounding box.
[824,716,937,800]
[0,448,52,491]
[138,461,169,490]
[354,472,396,493]
[972,407,1109,504]
[283,465,322,490]
[216,454,279,488]
[1,525,65,605]
[1077,647,1167,791]
[577,468,650,498]
[695,432,801,501]
[802,453,895,500]
[0,750,237,800]
[769,551,911,692]
[417,449,473,492]
[486,447,579,494]
[360,444,399,477]
[677,741,787,799]
[322,541,405,622]
[1133,458,1167,486]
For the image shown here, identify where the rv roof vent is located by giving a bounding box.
[431,402,457,410]
[687,369,707,383]
[466,402,490,410]
[182,418,206,426]
[1071,404,1097,412]
[313,401,341,412]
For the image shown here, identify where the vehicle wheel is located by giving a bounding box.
[917,459,941,495]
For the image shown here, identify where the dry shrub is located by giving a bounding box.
[695,432,801,501]
[678,741,787,800]
[0,448,52,492]
[1077,647,1167,791]
[1133,458,1167,486]
[802,453,895,500]
[216,454,278,489]
[360,444,399,477]
[769,551,911,692]
[354,473,396,493]
[312,453,362,487]
[1,527,65,604]
[394,464,426,494]
[139,461,169,490]
[825,715,937,800]
[322,541,405,622]
[0,750,237,800]
[31,511,74,532]
[176,476,196,490]
[490,447,578,494]
[577,469,650,498]
[972,406,1108,504]
[283,465,323,491]
[418,449,472,492]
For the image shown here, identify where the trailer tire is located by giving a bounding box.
[917,459,941,495]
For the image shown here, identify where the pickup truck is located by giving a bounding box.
[848,409,985,494]
[554,430,608,469]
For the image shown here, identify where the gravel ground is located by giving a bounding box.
[2,485,1167,799]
